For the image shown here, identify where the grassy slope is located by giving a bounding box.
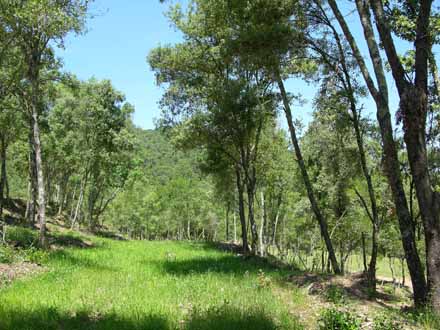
[0,236,307,330]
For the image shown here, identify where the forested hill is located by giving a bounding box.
[104,128,221,241]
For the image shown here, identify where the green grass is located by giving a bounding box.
[0,237,305,330]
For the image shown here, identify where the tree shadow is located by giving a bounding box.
[156,254,288,277]
[0,305,300,330]
[48,249,116,272]
[184,305,301,330]
[48,232,95,249]
[0,307,171,330]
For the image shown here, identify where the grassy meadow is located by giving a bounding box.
[0,235,306,330]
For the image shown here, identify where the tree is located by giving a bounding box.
[48,78,134,231]
[1,0,90,247]
[327,0,429,307]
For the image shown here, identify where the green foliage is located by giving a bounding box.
[324,285,346,305]
[0,244,15,263]
[257,269,272,289]
[373,314,402,330]
[411,309,440,330]
[0,238,303,330]
[22,247,49,265]
[318,309,361,330]
[5,227,38,248]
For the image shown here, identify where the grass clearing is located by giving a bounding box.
[0,237,306,330]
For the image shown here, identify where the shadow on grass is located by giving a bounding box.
[48,249,116,272]
[0,308,170,330]
[0,305,301,330]
[185,305,302,330]
[48,232,95,249]
[155,253,297,278]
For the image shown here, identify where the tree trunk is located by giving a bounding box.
[277,74,341,274]
[30,110,46,247]
[259,191,266,257]
[368,224,379,292]
[246,177,258,253]
[236,168,249,253]
[328,0,428,306]
[0,135,6,220]
[225,201,230,241]
[187,220,191,240]
[400,86,440,309]
[72,180,85,229]
[362,232,368,274]
[233,212,237,243]
[27,141,37,226]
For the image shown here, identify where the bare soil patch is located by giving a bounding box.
[0,262,46,287]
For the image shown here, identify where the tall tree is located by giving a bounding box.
[327,0,428,307]
[1,0,90,247]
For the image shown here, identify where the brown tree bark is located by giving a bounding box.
[0,135,6,220]
[369,0,440,309]
[276,74,341,274]
[235,167,249,253]
[328,0,428,306]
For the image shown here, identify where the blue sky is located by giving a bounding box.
[57,0,183,129]
[56,0,435,130]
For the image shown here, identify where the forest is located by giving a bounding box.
[0,0,440,329]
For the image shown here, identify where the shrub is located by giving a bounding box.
[0,245,15,263]
[319,308,361,330]
[23,247,48,265]
[413,309,440,330]
[5,227,38,248]
[257,269,272,289]
[324,285,346,305]
[373,314,402,330]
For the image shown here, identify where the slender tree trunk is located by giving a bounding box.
[350,102,379,292]
[31,106,46,247]
[370,0,440,308]
[26,139,37,226]
[368,224,379,291]
[72,180,85,229]
[0,135,6,220]
[259,191,266,256]
[399,86,440,309]
[328,0,428,306]
[225,202,230,241]
[277,74,341,274]
[233,212,237,243]
[362,232,368,274]
[236,168,249,253]
[0,137,4,241]
[69,183,78,220]
[246,178,258,253]
[26,55,47,247]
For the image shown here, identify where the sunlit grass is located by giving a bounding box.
[0,237,304,330]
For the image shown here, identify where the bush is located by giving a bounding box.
[324,285,346,305]
[413,309,440,330]
[319,308,361,330]
[5,226,38,248]
[0,245,15,263]
[373,314,402,330]
[257,269,272,289]
[23,247,48,265]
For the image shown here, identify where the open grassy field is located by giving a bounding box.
[0,235,307,330]
[1,227,439,330]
